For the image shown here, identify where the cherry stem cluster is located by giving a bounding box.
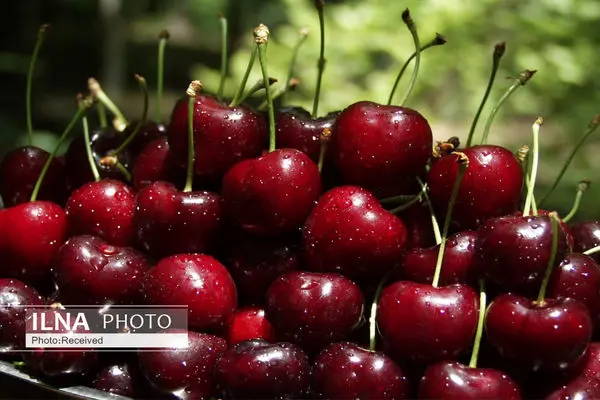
[184,81,202,193]
[229,48,257,107]
[281,28,308,106]
[563,180,591,223]
[239,77,277,105]
[312,0,326,118]
[156,30,170,124]
[398,9,421,107]
[217,14,228,102]
[109,74,148,157]
[88,78,128,130]
[255,24,276,152]
[26,24,50,145]
[523,117,543,217]
[536,212,560,305]
[468,279,487,368]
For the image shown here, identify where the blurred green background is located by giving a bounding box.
[1,0,599,220]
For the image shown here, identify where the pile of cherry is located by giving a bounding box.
[2,7,600,400]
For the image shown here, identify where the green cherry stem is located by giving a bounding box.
[312,0,326,118]
[468,279,487,368]
[535,212,560,305]
[255,24,276,152]
[229,48,257,107]
[480,69,536,145]
[432,152,469,288]
[184,81,202,193]
[156,30,170,124]
[217,14,228,102]
[88,77,128,130]
[465,42,506,148]
[317,128,331,173]
[417,177,442,245]
[83,104,101,183]
[398,9,422,107]
[369,271,392,351]
[539,115,600,207]
[238,77,278,105]
[97,101,108,128]
[387,33,446,106]
[259,79,299,111]
[563,180,591,223]
[523,117,543,217]
[281,27,309,106]
[26,24,50,145]
[584,244,600,256]
[30,96,92,201]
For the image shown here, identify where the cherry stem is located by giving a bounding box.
[369,271,391,351]
[229,48,257,107]
[109,74,148,157]
[83,106,101,183]
[480,70,536,145]
[281,27,308,106]
[317,128,331,173]
[432,153,469,288]
[584,244,600,256]
[417,177,442,245]
[380,193,421,205]
[536,212,560,305]
[468,279,487,368]
[539,115,600,207]
[97,102,108,128]
[88,78,128,130]
[217,14,228,102]
[563,180,591,223]
[465,42,506,148]
[30,97,92,202]
[387,33,446,106]
[26,24,50,146]
[156,30,169,124]
[523,117,543,217]
[312,0,326,118]
[184,81,202,193]
[255,24,276,152]
[397,9,422,107]
[238,77,278,105]
[258,79,299,111]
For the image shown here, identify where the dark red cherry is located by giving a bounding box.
[545,343,600,399]
[0,278,44,352]
[226,307,275,345]
[53,235,151,305]
[377,281,479,364]
[571,221,600,264]
[65,179,136,247]
[131,136,184,192]
[215,339,310,399]
[485,294,592,371]
[395,201,436,250]
[121,120,166,159]
[93,362,161,398]
[428,145,524,230]
[418,361,522,399]
[221,148,322,236]
[167,94,268,184]
[143,254,237,332]
[265,271,364,353]
[330,101,432,197]
[138,330,227,399]
[0,146,67,207]
[303,185,407,283]
[312,342,411,399]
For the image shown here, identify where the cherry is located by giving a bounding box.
[418,361,522,399]
[0,146,67,207]
[131,136,183,192]
[93,361,162,398]
[65,179,136,247]
[485,294,592,371]
[120,120,166,160]
[312,341,411,399]
[215,339,310,399]
[395,201,437,250]
[134,181,222,260]
[265,271,364,353]
[427,145,524,231]
[571,220,600,264]
[0,278,44,353]
[226,307,275,345]
[545,343,600,399]
[303,185,407,283]
[376,282,479,364]
[137,330,227,399]
[53,235,151,305]
[398,230,477,286]
[142,254,237,332]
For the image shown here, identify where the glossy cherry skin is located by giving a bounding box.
[377,281,478,364]
[485,294,592,371]
[0,279,44,352]
[428,145,524,230]
[265,272,364,353]
[0,146,68,207]
[134,181,222,260]
[0,201,67,289]
[143,254,237,332]
[548,253,600,327]
[131,136,184,192]
[138,330,227,399]
[571,221,600,264]
[215,339,310,399]
[330,101,432,197]
[121,120,166,159]
[275,107,339,162]
[475,214,568,291]
[418,361,522,399]
[167,94,268,184]
[221,148,322,236]
[226,307,275,345]
[544,343,600,399]
[398,230,477,286]
[303,185,407,283]
[65,179,136,247]
[312,342,410,399]
[93,362,162,398]
[395,201,436,250]
[53,235,151,305]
